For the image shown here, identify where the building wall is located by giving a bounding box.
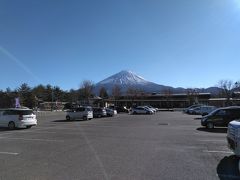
[104,93,211,108]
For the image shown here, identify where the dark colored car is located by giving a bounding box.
[183,104,203,114]
[201,106,240,129]
[109,106,129,113]
[93,107,107,118]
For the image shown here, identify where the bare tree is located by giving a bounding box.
[126,87,139,106]
[79,80,94,104]
[163,88,173,109]
[99,87,108,99]
[186,88,199,106]
[218,80,234,106]
[112,85,121,106]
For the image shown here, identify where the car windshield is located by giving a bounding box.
[87,107,92,111]
[208,109,219,116]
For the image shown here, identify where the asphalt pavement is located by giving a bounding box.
[0,111,239,180]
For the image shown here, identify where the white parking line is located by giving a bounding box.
[0,137,64,142]
[199,139,226,142]
[203,150,233,154]
[19,131,57,134]
[0,132,14,136]
[0,151,19,155]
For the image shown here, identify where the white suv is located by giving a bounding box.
[0,108,37,130]
[66,106,93,120]
[227,120,240,156]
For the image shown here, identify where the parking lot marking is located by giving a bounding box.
[79,128,110,180]
[0,132,14,136]
[19,131,57,134]
[0,137,64,142]
[199,139,226,142]
[0,151,19,155]
[203,150,233,154]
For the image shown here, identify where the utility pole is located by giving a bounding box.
[51,87,54,111]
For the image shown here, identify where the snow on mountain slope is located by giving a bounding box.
[95,70,169,94]
[94,70,221,95]
[98,70,150,85]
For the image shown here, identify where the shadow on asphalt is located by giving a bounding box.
[0,127,27,132]
[194,117,203,120]
[0,127,10,132]
[52,119,89,123]
[217,155,240,180]
[53,119,77,123]
[196,127,227,133]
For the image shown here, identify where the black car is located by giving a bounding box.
[108,106,129,113]
[201,106,240,129]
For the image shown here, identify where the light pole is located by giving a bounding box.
[235,82,239,105]
[51,87,54,111]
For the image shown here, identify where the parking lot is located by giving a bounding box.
[0,111,239,180]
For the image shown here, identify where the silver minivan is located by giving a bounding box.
[0,108,37,130]
[66,106,93,120]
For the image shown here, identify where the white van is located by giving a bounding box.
[66,106,93,120]
[0,108,37,130]
[227,120,240,156]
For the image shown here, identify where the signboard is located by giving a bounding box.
[15,97,21,108]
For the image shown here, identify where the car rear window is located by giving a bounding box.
[16,110,34,115]
[87,107,92,111]
[3,110,33,115]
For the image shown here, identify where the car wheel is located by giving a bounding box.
[66,115,71,121]
[206,122,214,129]
[83,116,88,121]
[98,114,101,118]
[133,111,136,115]
[8,121,15,130]
[26,125,32,129]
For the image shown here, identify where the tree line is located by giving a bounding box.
[0,80,107,108]
[0,79,239,108]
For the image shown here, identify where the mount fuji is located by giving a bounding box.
[94,70,221,95]
[94,70,180,95]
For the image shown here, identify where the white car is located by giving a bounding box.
[130,106,153,115]
[227,120,240,156]
[145,106,157,113]
[66,106,93,120]
[0,108,37,130]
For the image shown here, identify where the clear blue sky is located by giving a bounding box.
[1,0,240,90]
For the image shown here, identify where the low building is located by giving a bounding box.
[104,93,211,108]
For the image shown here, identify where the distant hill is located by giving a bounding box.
[94,70,222,95]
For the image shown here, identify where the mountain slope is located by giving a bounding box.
[95,70,171,95]
[94,70,222,96]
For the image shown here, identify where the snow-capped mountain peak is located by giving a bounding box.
[98,70,149,85]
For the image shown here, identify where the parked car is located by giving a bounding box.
[0,108,37,130]
[201,106,240,129]
[109,106,129,113]
[227,120,240,156]
[183,104,203,114]
[130,106,154,115]
[93,107,107,118]
[66,106,93,120]
[145,106,157,113]
[188,106,216,116]
[105,108,117,116]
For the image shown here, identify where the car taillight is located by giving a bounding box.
[19,115,23,120]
